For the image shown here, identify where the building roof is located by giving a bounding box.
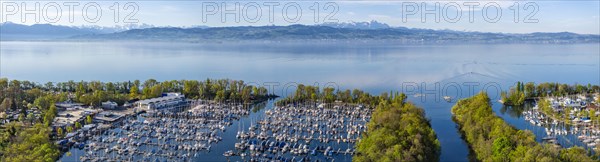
[137,95,185,105]
[55,100,84,108]
[102,101,117,105]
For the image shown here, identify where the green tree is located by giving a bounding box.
[183,80,199,99]
[43,105,58,126]
[150,84,163,98]
[86,115,93,125]
[524,82,536,97]
[241,86,252,103]
[57,127,63,137]
[492,136,513,161]
[18,113,25,122]
[323,87,335,103]
[26,113,35,124]
[75,122,82,129]
[215,90,225,102]
[44,82,54,91]
[0,98,12,112]
[129,85,139,99]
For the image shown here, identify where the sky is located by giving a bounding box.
[0,0,599,34]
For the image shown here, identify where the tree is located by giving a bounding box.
[92,90,106,106]
[323,87,335,103]
[564,107,572,124]
[75,81,86,101]
[241,86,252,103]
[86,115,93,125]
[492,136,513,161]
[75,122,82,129]
[26,113,35,124]
[524,82,536,97]
[57,127,64,137]
[183,80,199,99]
[129,85,139,99]
[150,84,163,98]
[295,84,306,101]
[0,98,12,112]
[0,78,8,90]
[18,113,25,122]
[44,82,54,91]
[66,126,73,133]
[43,105,57,126]
[215,90,225,102]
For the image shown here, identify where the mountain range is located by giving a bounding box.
[0,22,155,40]
[1,21,598,44]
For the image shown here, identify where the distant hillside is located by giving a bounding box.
[72,25,599,44]
[1,22,598,43]
[0,22,155,40]
[0,22,98,40]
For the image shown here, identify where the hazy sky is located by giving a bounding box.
[1,0,599,34]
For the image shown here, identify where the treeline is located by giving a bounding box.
[354,93,441,162]
[531,82,599,97]
[1,78,274,109]
[275,84,379,107]
[501,81,526,106]
[452,92,596,161]
[502,82,599,106]
[0,78,274,126]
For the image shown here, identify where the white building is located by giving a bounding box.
[102,101,118,109]
[136,93,188,111]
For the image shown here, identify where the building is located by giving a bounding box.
[136,93,188,111]
[52,108,99,129]
[93,112,123,124]
[55,100,84,111]
[102,101,118,109]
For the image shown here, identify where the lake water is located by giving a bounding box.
[1,41,599,161]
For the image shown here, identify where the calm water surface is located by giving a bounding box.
[1,41,598,161]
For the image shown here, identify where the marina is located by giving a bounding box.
[58,99,370,161]
[72,101,249,161]
[230,103,371,161]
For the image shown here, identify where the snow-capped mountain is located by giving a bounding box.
[319,20,391,29]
